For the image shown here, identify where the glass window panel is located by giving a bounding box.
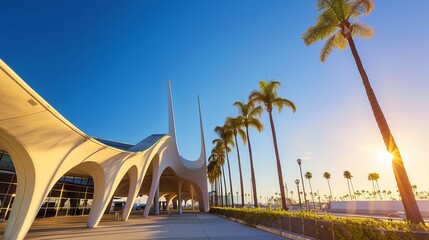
[73,177,82,184]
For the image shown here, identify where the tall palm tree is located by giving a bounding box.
[226,116,246,207]
[304,172,316,209]
[323,172,333,200]
[213,124,235,207]
[343,170,353,201]
[233,100,263,207]
[303,0,423,224]
[249,80,296,210]
[211,141,228,207]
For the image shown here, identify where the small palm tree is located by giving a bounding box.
[207,155,222,206]
[323,172,333,200]
[305,172,316,209]
[249,80,296,210]
[234,100,263,207]
[208,149,225,206]
[343,170,353,201]
[226,116,246,207]
[211,140,228,207]
[303,0,423,224]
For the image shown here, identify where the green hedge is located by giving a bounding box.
[209,207,429,240]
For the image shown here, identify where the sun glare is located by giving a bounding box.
[378,150,393,164]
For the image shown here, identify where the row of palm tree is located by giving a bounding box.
[209,0,423,224]
[207,80,296,210]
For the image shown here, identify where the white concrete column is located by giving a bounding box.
[4,179,48,240]
[143,163,160,217]
[154,185,160,215]
[122,167,140,221]
[178,179,183,215]
[191,185,195,211]
[87,163,126,228]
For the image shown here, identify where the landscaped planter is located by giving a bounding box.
[316,220,334,240]
[209,207,429,240]
[303,218,318,238]
[281,216,291,232]
[290,216,304,235]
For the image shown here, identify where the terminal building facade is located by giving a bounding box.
[0,60,208,239]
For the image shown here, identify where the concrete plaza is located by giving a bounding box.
[0,212,287,239]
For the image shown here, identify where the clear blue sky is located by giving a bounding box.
[1,1,428,202]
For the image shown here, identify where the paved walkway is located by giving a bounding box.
[0,213,287,239]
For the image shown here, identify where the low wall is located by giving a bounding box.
[330,200,429,217]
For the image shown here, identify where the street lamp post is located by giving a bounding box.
[295,179,302,210]
[297,159,309,210]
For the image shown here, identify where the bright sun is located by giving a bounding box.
[378,150,393,164]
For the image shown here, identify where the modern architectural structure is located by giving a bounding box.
[0,59,208,240]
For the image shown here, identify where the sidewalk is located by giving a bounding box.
[0,212,287,239]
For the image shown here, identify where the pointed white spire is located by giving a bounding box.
[168,80,177,142]
[198,96,206,165]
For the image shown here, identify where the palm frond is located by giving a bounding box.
[272,98,296,113]
[249,105,263,118]
[233,101,246,116]
[317,0,331,11]
[351,22,374,39]
[248,91,264,104]
[320,32,338,62]
[248,118,264,132]
[348,0,374,18]
[303,22,337,46]
[260,80,280,96]
[334,31,348,50]
[237,128,247,145]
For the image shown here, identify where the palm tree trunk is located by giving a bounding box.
[371,180,376,199]
[221,166,228,207]
[219,173,224,207]
[268,112,287,210]
[214,179,218,206]
[347,179,352,201]
[347,35,424,224]
[225,149,234,207]
[234,134,245,207]
[350,179,355,200]
[308,179,316,209]
[375,181,382,200]
[327,179,333,201]
[245,126,258,207]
